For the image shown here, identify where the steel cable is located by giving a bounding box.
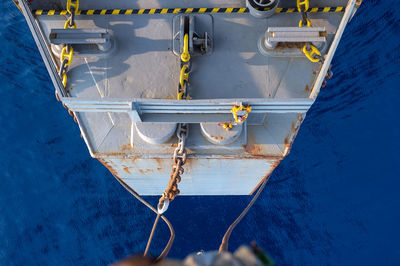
[144,214,161,257]
[218,176,269,253]
[112,174,175,261]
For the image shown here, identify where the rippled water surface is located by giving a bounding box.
[0,1,399,265]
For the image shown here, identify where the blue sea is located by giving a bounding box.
[1,1,399,265]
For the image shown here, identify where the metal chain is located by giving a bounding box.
[177,32,191,100]
[150,124,188,257]
[148,27,192,258]
[58,46,71,88]
[297,1,325,64]
[300,8,309,27]
[177,62,191,100]
[157,33,192,212]
[159,123,188,206]
[299,6,310,27]
[297,0,310,27]
[177,63,191,100]
[58,0,78,92]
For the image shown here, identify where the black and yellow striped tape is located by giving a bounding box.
[34,6,344,16]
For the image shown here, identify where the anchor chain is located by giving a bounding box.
[145,26,193,258]
[56,0,80,125]
[297,0,333,88]
[297,0,323,64]
[297,0,334,85]
[297,0,311,27]
[58,0,79,93]
[159,123,189,209]
[144,125,188,256]
[177,33,191,100]
[157,30,192,213]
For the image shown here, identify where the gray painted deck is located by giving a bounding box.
[24,0,353,194]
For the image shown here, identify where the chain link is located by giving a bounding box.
[59,47,71,88]
[178,61,191,100]
[177,61,191,100]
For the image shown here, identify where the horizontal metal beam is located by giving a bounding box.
[62,97,313,122]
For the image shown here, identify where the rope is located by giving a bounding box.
[144,214,161,257]
[218,176,269,253]
[112,174,175,261]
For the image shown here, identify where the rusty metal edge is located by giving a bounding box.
[97,157,142,195]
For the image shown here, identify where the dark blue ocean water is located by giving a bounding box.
[1,1,399,265]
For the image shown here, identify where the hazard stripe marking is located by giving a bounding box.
[34,7,345,16]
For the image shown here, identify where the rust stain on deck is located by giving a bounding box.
[243,143,263,155]
[138,169,154,174]
[123,167,131,174]
[154,158,163,168]
[121,144,133,151]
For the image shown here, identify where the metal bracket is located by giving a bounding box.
[49,28,115,58]
[129,102,142,122]
[173,15,213,57]
[258,27,328,57]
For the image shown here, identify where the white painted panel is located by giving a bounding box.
[104,157,278,195]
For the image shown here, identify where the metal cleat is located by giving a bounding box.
[259,27,328,57]
[173,15,213,57]
[49,28,114,58]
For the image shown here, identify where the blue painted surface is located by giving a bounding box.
[0,1,399,265]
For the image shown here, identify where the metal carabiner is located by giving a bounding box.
[157,198,170,214]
